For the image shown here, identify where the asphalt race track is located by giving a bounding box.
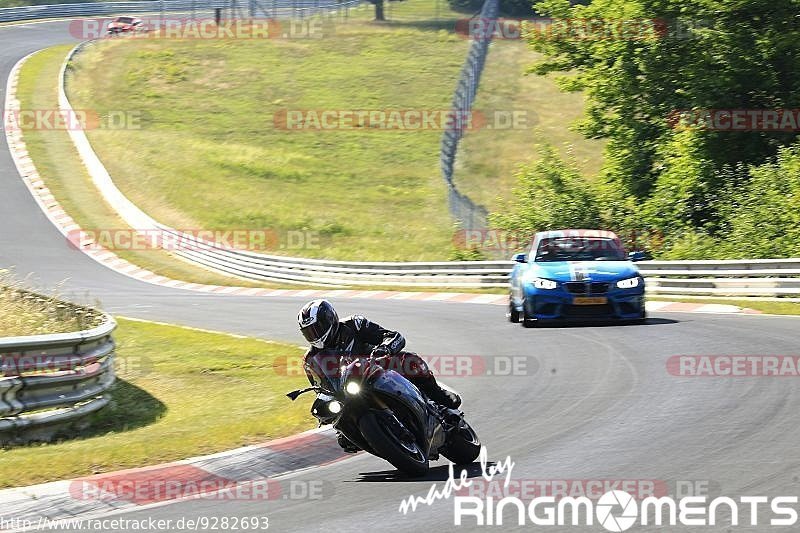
[2,21,800,533]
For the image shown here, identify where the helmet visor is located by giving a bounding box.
[300,321,333,348]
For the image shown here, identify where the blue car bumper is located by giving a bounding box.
[518,285,646,321]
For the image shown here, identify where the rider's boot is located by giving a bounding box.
[336,432,360,453]
[412,375,462,410]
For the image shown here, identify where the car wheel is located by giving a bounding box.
[507,297,520,323]
[521,299,536,328]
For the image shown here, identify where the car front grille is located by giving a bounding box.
[564,282,610,295]
[563,304,614,318]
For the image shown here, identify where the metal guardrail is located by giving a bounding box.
[0,0,361,23]
[640,259,800,297]
[0,298,116,441]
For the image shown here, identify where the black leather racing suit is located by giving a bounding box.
[304,314,405,361]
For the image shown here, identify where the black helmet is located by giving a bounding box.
[298,299,339,349]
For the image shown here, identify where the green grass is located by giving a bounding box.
[650,298,800,316]
[67,9,467,261]
[0,271,101,336]
[456,43,605,212]
[0,318,312,488]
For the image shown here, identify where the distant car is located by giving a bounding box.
[508,229,647,326]
[107,16,142,35]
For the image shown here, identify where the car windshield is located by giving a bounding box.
[534,237,626,262]
[117,17,133,23]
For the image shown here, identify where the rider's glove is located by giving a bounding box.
[370,345,390,358]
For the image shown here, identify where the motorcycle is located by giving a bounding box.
[287,351,481,476]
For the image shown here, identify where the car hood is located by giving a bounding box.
[528,261,640,282]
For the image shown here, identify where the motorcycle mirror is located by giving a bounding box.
[286,386,320,401]
[286,389,304,401]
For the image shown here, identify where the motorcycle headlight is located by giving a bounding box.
[532,278,558,290]
[327,400,342,414]
[345,381,361,395]
[617,277,641,289]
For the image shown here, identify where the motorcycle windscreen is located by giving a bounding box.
[369,370,429,417]
[305,352,344,392]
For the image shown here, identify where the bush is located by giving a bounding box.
[652,144,800,259]
[489,145,601,235]
[656,230,723,260]
[723,145,800,258]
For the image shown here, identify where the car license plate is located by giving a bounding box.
[573,297,607,305]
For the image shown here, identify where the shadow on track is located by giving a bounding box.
[524,317,679,329]
[352,462,491,483]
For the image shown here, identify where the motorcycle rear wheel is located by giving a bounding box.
[359,410,429,476]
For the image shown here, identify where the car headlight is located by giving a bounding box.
[345,381,361,395]
[617,277,641,289]
[327,400,342,414]
[532,278,558,290]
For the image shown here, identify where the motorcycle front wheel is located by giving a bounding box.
[358,410,429,476]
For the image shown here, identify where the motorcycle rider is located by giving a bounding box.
[297,299,462,453]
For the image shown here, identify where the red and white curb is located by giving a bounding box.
[0,428,350,530]
[3,54,759,315]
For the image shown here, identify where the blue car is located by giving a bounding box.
[508,230,647,326]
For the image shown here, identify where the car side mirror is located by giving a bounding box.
[512,253,527,263]
[628,251,647,262]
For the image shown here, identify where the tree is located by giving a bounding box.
[367,0,385,21]
[529,0,800,233]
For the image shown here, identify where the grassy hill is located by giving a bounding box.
[60,1,602,260]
